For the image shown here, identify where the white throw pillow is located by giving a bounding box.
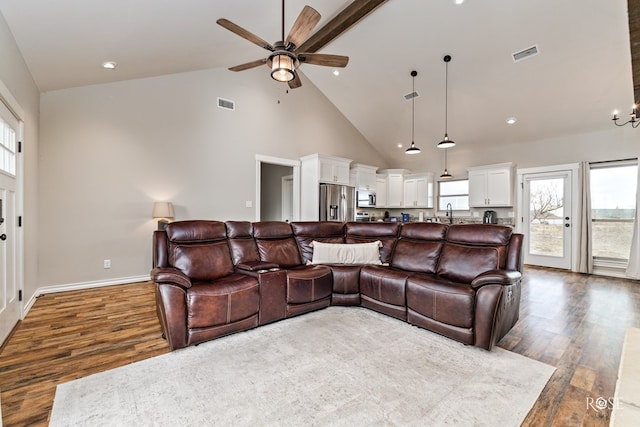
[310,240,383,265]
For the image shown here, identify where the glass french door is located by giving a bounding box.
[522,170,573,269]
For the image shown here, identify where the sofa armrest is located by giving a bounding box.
[471,269,521,289]
[151,267,192,289]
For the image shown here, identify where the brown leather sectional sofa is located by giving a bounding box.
[151,220,523,351]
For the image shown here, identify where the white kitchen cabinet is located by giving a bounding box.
[378,169,409,208]
[403,173,434,208]
[467,163,514,207]
[350,163,378,191]
[376,175,387,208]
[300,153,353,220]
[317,156,351,184]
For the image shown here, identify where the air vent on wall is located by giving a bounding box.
[512,45,539,62]
[404,91,419,101]
[217,97,235,111]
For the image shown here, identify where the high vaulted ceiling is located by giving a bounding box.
[0,0,635,165]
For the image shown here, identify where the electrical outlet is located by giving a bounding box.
[103,259,111,269]
[245,201,253,208]
[472,211,479,217]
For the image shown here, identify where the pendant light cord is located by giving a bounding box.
[444,60,448,134]
[412,73,415,144]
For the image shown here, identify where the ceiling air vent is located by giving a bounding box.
[512,45,539,62]
[217,97,235,111]
[404,91,420,101]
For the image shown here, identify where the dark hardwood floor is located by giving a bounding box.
[0,266,638,426]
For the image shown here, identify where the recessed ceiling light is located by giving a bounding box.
[397,144,403,148]
[506,117,517,125]
[102,61,117,70]
[332,69,340,76]
[454,0,465,4]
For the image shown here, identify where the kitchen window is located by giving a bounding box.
[590,160,638,262]
[438,179,469,211]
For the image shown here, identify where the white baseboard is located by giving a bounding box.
[22,275,151,319]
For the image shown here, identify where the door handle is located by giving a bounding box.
[0,234,6,241]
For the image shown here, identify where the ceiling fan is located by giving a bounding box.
[216,0,387,89]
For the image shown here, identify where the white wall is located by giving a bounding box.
[38,68,389,289]
[0,12,40,307]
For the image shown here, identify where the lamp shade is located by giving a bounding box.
[152,201,174,219]
[270,53,295,82]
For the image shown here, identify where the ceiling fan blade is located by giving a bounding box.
[216,18,274,51]
[229,58,268,72]
[298,53,349,68]
[296,0,388,54]
[288,71,302,89]
[285,6,321,48]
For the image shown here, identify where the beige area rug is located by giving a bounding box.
[611,327,640,426]
[50,307,554,426]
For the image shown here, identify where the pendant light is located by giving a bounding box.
[405,70,421,154]
[437,55,456,148]
[440,148,453,179]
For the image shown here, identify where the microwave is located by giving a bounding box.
[357,190,376,208]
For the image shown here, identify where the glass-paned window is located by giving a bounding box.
[590,161,638,261]
[439,179,469,211]
[0,117,16,176]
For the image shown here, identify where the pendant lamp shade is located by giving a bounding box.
[440,148,453,179]
[437,55,456,148]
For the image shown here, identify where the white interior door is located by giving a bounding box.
[522,170,573,269]
[281,175,294,222]
[0,99,20,344]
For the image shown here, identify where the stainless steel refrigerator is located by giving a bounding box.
[319,183,355,222]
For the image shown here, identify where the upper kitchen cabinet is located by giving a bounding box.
[403,173,434,208]
[467,163,514,207]
[378,169,410,208]
[302,153,352,185]
[350,163,378,191]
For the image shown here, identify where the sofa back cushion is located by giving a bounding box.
[252,221,302,268]
[291,221,345,264]
[345,222,400,264]
[436,224,513,283]
[225,221,260,265]
[391,223,448,274]
[165,220,234,281]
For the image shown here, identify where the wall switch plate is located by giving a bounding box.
[473,211,479,217]
[245,201,253,208]
[103,259,111,269]
[508,211,515,218]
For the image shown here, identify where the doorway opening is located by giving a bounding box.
[255,155,300,222]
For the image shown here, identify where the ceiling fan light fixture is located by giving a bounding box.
[270,52,296,82]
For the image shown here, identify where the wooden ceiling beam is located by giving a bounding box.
[296,0,389,53]
[629,0,640,104]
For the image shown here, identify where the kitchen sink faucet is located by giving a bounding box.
[446,203,453,224]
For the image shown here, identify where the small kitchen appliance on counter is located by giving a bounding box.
[483,210,498,224]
